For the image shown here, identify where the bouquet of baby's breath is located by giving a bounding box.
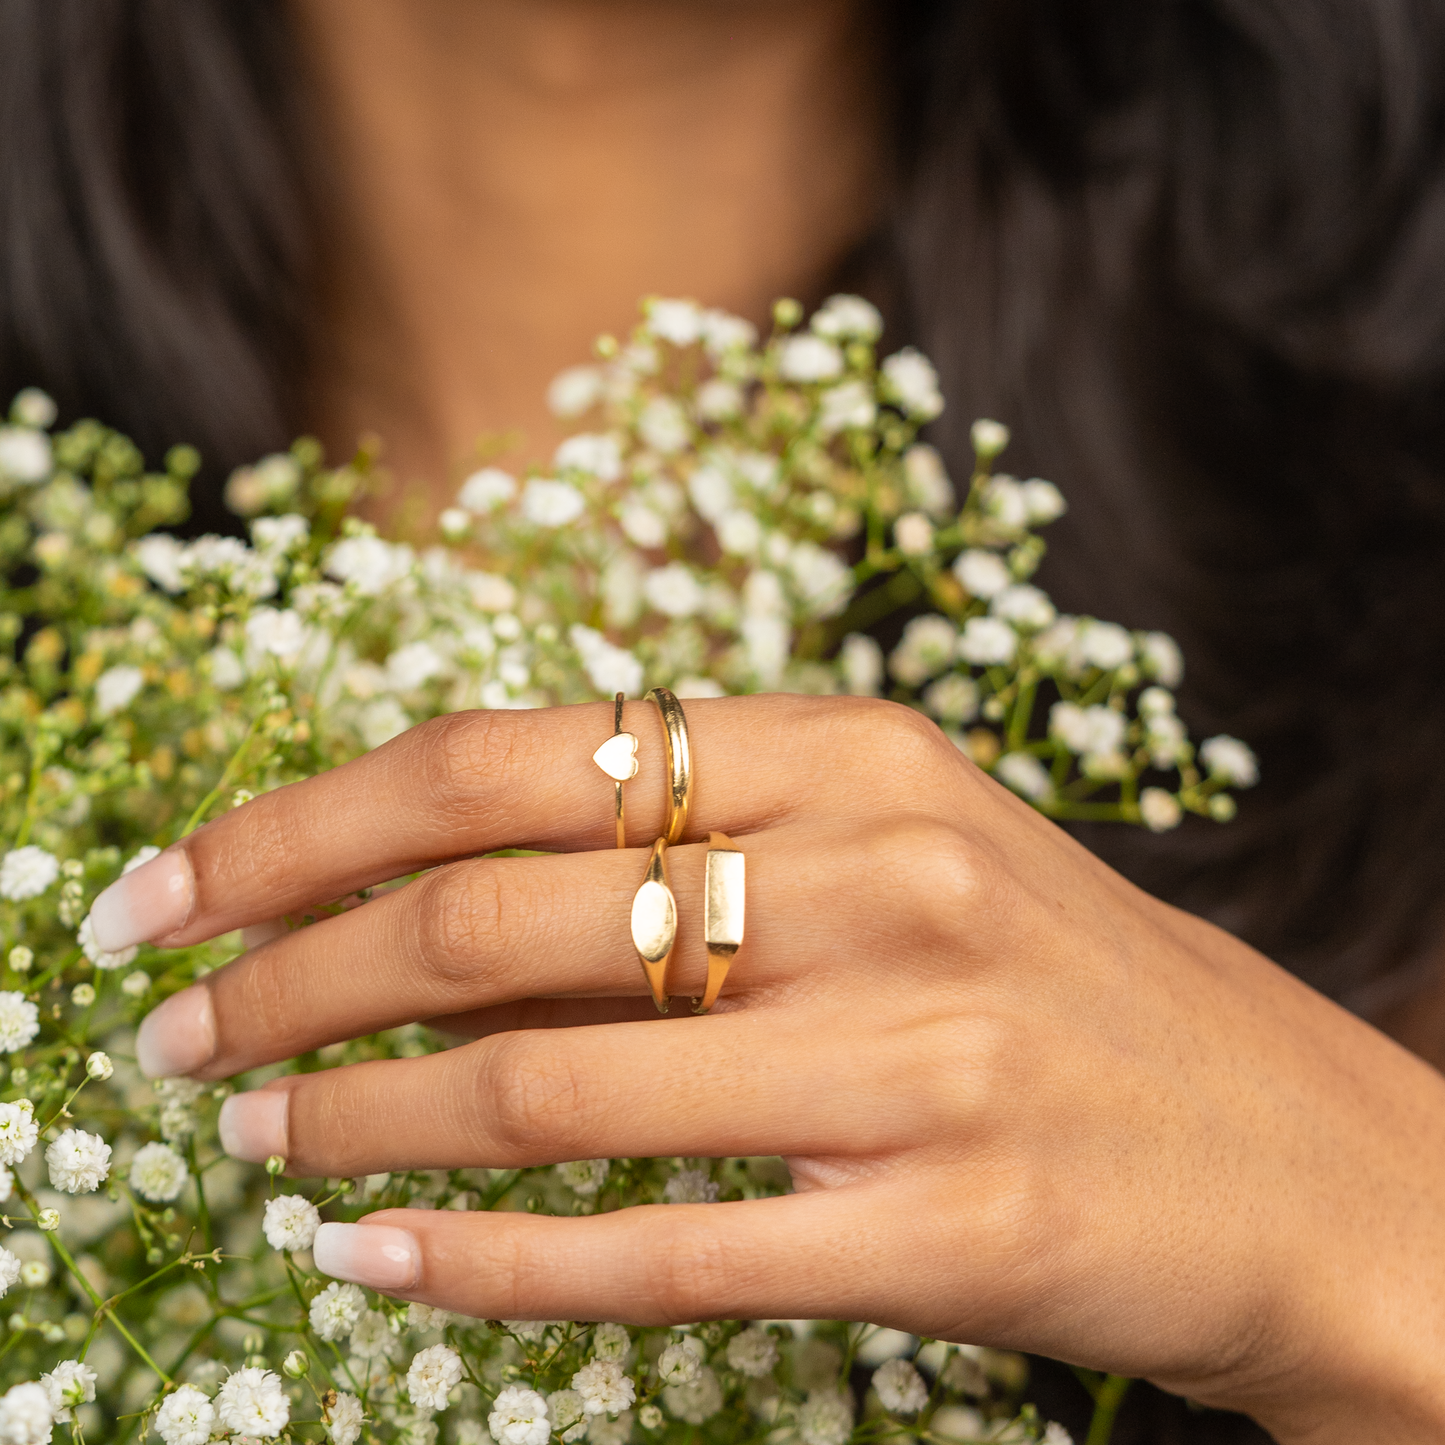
[0,296,1253,1445]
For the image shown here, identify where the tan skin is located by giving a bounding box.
[91,3,1445,1440]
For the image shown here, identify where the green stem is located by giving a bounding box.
[1084,1374,1133,1445]
[181,707,267,836]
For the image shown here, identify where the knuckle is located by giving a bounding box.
[407,863,502,1001]
[479,1034,585,1159]
[866,814,981,938]
[641,1214,735,1323]
[841,698,957,785]
[405,710,520,836]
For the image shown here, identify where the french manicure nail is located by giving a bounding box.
[135,985,216,1079]
[89,848,194,951]
[218,1090,289,1162]
[313,1222,421,1290]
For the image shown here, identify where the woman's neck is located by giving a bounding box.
[290,0,885,516]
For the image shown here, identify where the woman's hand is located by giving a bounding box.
[90,696,1445,1444]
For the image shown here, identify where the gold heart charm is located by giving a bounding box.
[592,731,639,782]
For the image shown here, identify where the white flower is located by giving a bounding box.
[1042,1424,1073,1445]
[39,1360,96,1422]
[994,752,1054,802]
[245,607,307,661]
[742,615,790,686]
[121,970,150,996]
[1139,788,1183,832]
[548,1389,588,1443]
[327,1392,365,1445]
[310,1281,366,1341]
[129,1141,188,1202]
[134,534,187,592]
[0,846,59,905]
[778,335,843,382]
[408,1302,451,1332]
[46,1128,110,1193]
[638,397,690,454]
[0,428,52,483]
[407,1344,462,1413]
[555,1158,609,1198]
[0,1101,37,1165]
[953,549,1010,599]
[1021,477,1066,524]
[643,563,703,618]
[522,478,586,527]
[359,697,412,750]
[263,1193,321,1252]
[903,444,953,515]
[716,509,761,556]
[350,1309,399,1360]
[386,641,446,691]
[0,1248,19,1298]
[798,1389,853,1445]
[700,309,757,355]
[1139,630,1183,687]
[1077,621,1134,671]
[971,418,1011,457]
[555,434,623,482]
[459,467,519,513]
[840,633,884,695]
[890,615,957,685]
[686,465,733,523]
[181,534,278,597]
[811,294,883,341]
[1139,685,1175,717]
[923,674,980,723]
[569,626,644,698]
[0,993,39,1054]
[205,646,245,690]
[1200,735,1259,787]
[992,584,1055,631]
[586,1410,633,1445]
[251,514,309,554]
[78,912,138,971]
[500,1320,564,1343]
[216,1367,290,1439]
[591,1324,630,1361]
[645,298,703,346]
[0,1382,53,1445]
[548,367,605,418]
[894,512,934,557]
[17,1260,45,1288]
[488,1386,551,1445]
[725,1326,777,1377]
[981,476,1029,531]
[12,390,56,428]
[656,1340,701,1387]
[572,1359,636,1416]
[788,541,851,617]
[958,616,1017,666]
[817,380,876,435]
[663,1366,722,1424]
[694,378,743,420]
[619,503,667,548]
[1049,703,1125,757]
[326,534,414,594]
[663,1168,719,1204]
[457,1424,488,1445]
[872,1358,927,1414]
[882,348,944,419]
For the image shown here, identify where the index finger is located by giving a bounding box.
[87,693,939,951]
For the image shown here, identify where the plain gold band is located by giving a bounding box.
[645,686,692,845]
[694,830,744,1014]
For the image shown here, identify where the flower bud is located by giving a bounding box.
[283,1349,310,1379]
[970,418,1011,461]
[121,971,150,996]
[7,947,32,973]
[265,1155,286,1176]
[37,1208,60,1231]
[70,983,95,1008]
[85,1051,112,1081]
[773,298,803,329]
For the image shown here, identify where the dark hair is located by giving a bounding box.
[3,0,1443,1016]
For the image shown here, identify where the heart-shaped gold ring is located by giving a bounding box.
[592,692,639,849]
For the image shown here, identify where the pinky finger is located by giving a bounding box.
[313,1190,885,1326]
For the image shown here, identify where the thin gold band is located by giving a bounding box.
[695,830,744,1014]
[645,686,692,844]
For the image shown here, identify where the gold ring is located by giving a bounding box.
[645,686,691,844]
[695,832,744,1014]
[631,837,677,1012]
[591,692,639,849]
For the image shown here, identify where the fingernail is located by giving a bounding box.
[135,985,216,1079]
[313,1222,421,1290]
[90,848,194,951]
[218,1091,289,1162]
